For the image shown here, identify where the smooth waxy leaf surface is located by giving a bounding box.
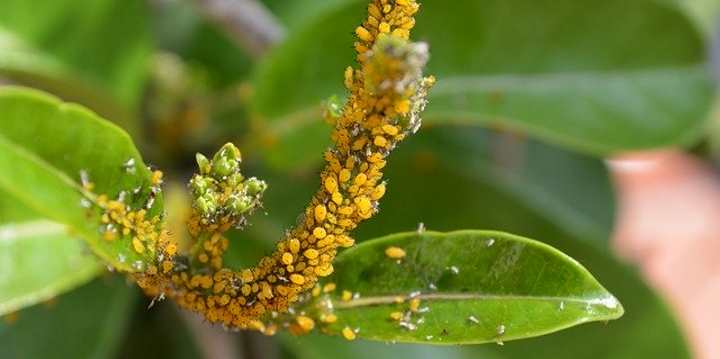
[0,220,100,316]
[305,230,622,344]
[0,86,162,271]
[251,0,713,169]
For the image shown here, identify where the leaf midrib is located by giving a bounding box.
[333,292,618,309]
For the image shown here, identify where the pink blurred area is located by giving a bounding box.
[611,150,720,359]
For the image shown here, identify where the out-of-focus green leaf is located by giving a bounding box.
[0,220,100,316]
[281,333,473,359]
[0,0,152,109]
[251,0,713,170]
[115,301,202,359]
[0,277,136,359]
[0,29,139,135]
[303,230,622,344]
[0,86,163,271]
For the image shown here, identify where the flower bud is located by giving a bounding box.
[245,177,268,196]
[196,153,211,175]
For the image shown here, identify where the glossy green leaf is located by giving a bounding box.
[0,220,100,316]
[251,0,713,169]
[0,0,152,109]
[0,277,136,359]
[309,230,622,344]
[0,86,163,271]
[229,126,689,356]
[354,127,689,357]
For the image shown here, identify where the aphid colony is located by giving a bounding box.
[85,0,433,337]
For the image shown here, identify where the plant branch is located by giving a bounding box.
[193,0,285,58]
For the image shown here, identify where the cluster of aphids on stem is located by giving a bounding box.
[82,0,434,339]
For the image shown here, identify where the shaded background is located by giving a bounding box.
[1,0,719,358]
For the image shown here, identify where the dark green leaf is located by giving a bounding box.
[0,86,163,271]
[251,0,713,169]
[308,230,622,344]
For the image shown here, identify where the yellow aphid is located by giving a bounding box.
[371,183,386,200]
[378,22,390,33]
[312,285,322,297]
[315,264,334,276]
[132,237,145,254]
[368,3,382,18]
[344,66,354,89]
[374,136,388,148]
[290,274,306,285]
[394,99,411,114]
[341,290,353,301]
[382,124,399,136]
[313,227,327,239]
[354,173,367,186]
[296,316,315,332]
[162,260,174,273]
[337,235,355,247]
[389,311,403,321]
[355,26,373,42]
[355,197,372,214]
[339,169,352,183]
[409,298,421,312]
[289,238,301,253]
[165,242,177,256]
[198,253,209,263]
[314,205,327,222]
[103,229,117,241]
[338,206,354,216]
[323,283,337,293]
[320,313,338,323]
[282,252,294,265]
[324,176,338,194]
[385,246,406,259]
[342,327,357,341]
[332,191,343,205]
[304,248,319,259]
[151,170,164,186]
[249,320,266,332]
[263,323,278,336]
[241,269,254,283]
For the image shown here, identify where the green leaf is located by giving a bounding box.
[309,230,622,344]
[0,86,163,271]
[0,0,152,109]
[232,126,689,356]
[0,28,141,134]
[251,0,713,169]
[354,127,689,357]
[0,220,100,316]
[0,277,136,359]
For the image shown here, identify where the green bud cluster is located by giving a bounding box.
[189,143,267,226]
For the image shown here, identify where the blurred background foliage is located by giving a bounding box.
[1,0,718,357]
